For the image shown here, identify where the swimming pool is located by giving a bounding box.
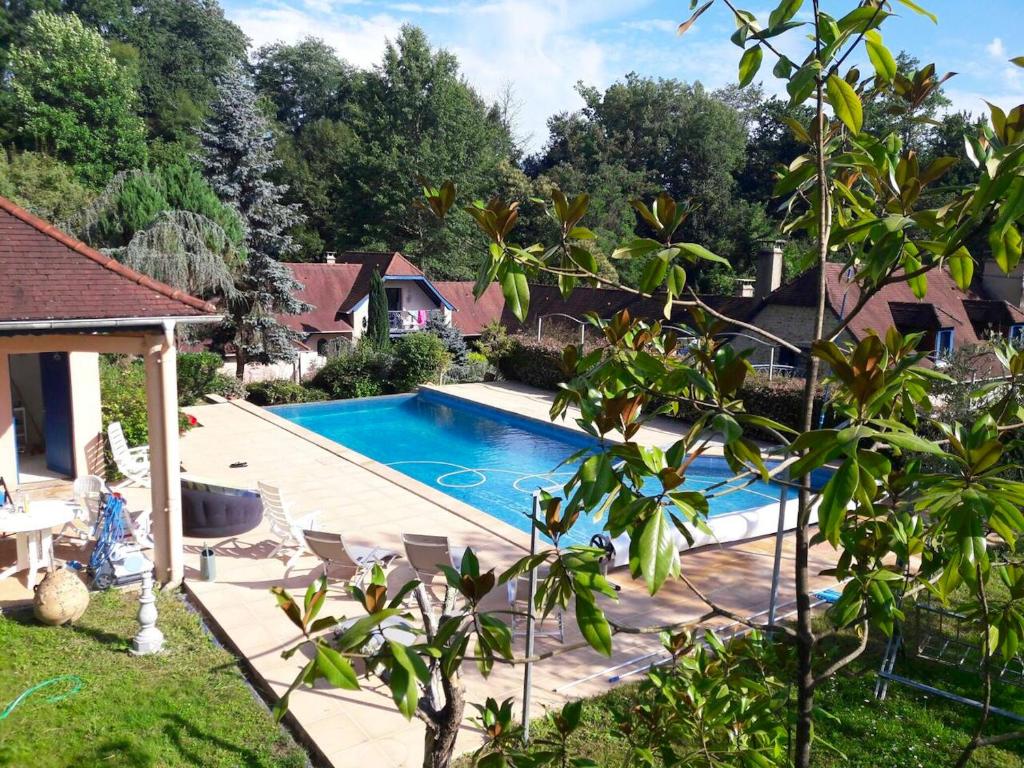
[271,389,813,551]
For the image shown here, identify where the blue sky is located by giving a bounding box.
[220,0,1024,153]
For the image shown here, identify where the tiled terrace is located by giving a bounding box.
[0,382,839,768]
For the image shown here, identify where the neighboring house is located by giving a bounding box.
[436,281,758,340]
[438,241,1023,380]
[282,252,454,354]
[746,260,1024,377]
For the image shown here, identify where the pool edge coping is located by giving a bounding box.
[213,397,536,555]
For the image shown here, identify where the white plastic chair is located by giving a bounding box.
[107,422,150,487]
[258,482,320,572]
[59,475,104,543]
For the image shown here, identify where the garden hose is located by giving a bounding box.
[0,675,83,720]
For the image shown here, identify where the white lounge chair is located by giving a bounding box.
[401,533,466,598]
[507,567,565,643]
[107,422,150,488]
[258,482,320,572]
[303,529,398,589]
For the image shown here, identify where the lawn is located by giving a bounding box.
[0,588,306,768]
[481,642,1024,768]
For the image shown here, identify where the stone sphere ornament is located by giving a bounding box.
[33,566,90,626]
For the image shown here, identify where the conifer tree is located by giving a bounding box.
[199,63,308,378]
[366,268,390,349]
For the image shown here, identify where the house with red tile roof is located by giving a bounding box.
[744,261,1024,377]
[281,252,454,353]
[0,194,219,584]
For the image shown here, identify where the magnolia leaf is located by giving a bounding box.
[819,458,857,546]
[738,45,764,88]
[678,242,730,265]
[677,0,713,36]
[947,248,974,290]
[896,0,937,23]
[769,0,803,29]
[500,262,530,322]
[315,645,360,690]
[826,74,863,134]
[639,511,680,594]
[575,593,612,656]
[864,30,897,83]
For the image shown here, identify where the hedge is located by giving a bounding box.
[497,336,568,390]
[246,379,329,406]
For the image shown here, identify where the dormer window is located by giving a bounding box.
[1010,323,1024,347]
[935,327,955,358]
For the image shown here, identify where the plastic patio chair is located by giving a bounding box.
[400,533,466,594]
[59,474,105,543]
[258,482,320,572]
[507,567,565,643]
[107,422,151,488]
[303,530,398,589]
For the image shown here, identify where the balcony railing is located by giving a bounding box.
[388,309,445,334]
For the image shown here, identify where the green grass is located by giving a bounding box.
[474,644,1024,768]
[0,589,306,768]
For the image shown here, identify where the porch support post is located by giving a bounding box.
[144,323,183,586]
[0,352,16,488]
[68,352,104,476]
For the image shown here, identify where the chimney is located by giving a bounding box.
[755,240,784,299]
[735,278,755,298]
[324,251,336,264]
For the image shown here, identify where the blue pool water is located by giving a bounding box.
[271,391,792,544]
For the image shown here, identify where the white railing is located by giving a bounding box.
[388,309,445,334]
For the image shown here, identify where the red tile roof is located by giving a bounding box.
[438,281,759,336]
[282,252,431,335]
[281,263,358,334]
[433,282,506,336]
[0,195,216,323]
[767,263,995,346]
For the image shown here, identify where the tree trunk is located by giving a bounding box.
[234,349,246,380]
[422,678,465,768]
[795,7,832,762]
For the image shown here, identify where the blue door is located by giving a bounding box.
[39,352,74,476]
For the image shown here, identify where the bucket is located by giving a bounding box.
[199,544,216,581]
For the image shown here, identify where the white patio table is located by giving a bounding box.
[0,500,75,590]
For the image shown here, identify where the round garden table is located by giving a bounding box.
[0,500,75,590]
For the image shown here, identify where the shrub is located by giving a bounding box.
[206,373,246,400]
[424,316,468,364]
[311,344,392,399]
[99,355,193,480]
[498,336,567,390]
[389,332,450,392]
[246,379,329,406]
[176,351,225,405]
[444,352,493,384]
[475,321,515,364]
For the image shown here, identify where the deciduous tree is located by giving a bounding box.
[7,11,146,184]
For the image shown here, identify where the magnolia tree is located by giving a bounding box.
[274,2,1024,767]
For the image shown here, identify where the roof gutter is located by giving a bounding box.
[0,315,223,333]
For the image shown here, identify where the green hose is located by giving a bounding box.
[0,676,83,720]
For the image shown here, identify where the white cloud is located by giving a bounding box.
[224,0,761,152]
[232,5,401,67]
[621,18,678,33]
[987,37,1006,58]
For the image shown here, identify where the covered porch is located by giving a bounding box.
[0,195,218,589]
